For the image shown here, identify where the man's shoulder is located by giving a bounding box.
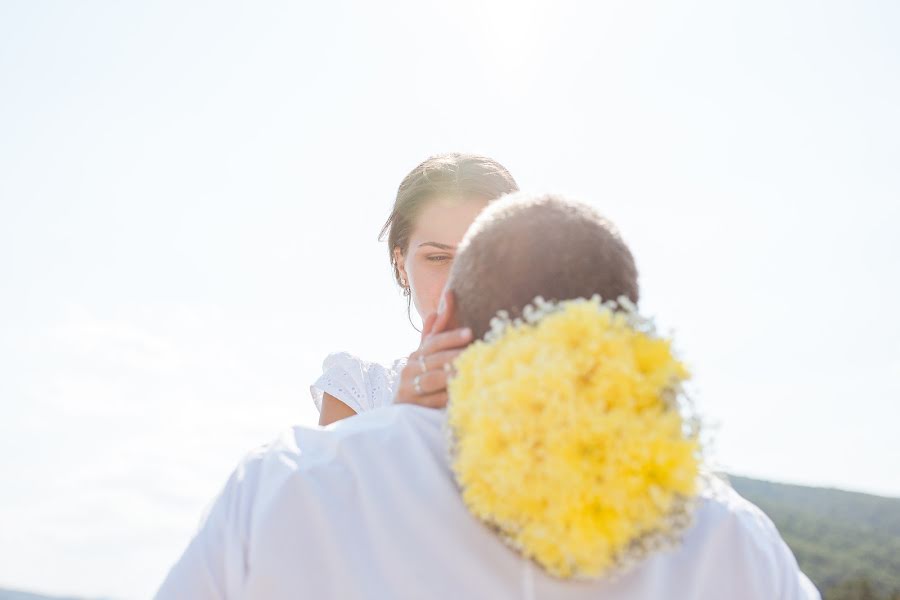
[693,475,784,541]
[302,405,445,460]
[223,407,447,535]
[325,403,445,439]
[245,406,446,482]
[677,475,820,598]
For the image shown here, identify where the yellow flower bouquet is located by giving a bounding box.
[447,295,702,580]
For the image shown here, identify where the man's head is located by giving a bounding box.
[436,193,639,340]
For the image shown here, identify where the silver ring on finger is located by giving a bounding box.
[413,374,424,395]
[418,354,427,374]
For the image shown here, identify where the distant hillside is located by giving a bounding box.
[4,476,899,600]
[730,475,900,600]
[0,590,89,600]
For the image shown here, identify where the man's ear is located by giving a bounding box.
[431,288,458,335]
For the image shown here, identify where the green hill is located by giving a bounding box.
[730,475,900,600]
[0,591,90,600]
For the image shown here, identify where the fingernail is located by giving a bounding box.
[461,328,472,338]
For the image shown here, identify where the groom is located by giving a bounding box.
[156,193,819,599]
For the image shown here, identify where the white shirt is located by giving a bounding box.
[310,352,407,414]
[155,405,820,600]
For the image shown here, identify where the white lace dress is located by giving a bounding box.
[310,352,408,415]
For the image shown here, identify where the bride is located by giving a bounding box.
[312,152,519,425]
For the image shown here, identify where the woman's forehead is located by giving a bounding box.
[411,197,490,246]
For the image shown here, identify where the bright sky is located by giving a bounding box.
[1,1,898,598]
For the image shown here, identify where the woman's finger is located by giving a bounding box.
[411,369,448,396]
[417,348,464,373]
[420,327,473,356]
[396,388,447,409]
[420,312,438,343]
[395,369,449,402]
[397,327,469,406]
[415,391,448,409]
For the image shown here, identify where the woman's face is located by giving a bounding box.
[395,195,489,321]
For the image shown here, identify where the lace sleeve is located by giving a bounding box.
[309,352,369,414]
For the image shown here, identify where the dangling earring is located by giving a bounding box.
[398,270,419,331]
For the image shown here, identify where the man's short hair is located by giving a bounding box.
[448,193,640,340]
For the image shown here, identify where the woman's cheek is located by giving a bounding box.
[419,270,447,315]
[407,265,430,314]
[421,274,443,314]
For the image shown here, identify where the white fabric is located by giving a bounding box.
[309,351,406,414]
[156,405,820,600]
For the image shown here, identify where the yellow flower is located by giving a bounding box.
[447,297,701,579]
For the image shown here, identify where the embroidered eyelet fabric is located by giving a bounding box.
[310,352,407,414]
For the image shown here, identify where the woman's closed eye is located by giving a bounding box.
[426,254,453,263]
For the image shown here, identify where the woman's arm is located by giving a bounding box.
[318,392,357,426]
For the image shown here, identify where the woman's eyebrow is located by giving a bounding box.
[418,242,456,251]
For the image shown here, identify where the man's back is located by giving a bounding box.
[156,405,818,599]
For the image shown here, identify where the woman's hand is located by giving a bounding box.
[394,312,473,408]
